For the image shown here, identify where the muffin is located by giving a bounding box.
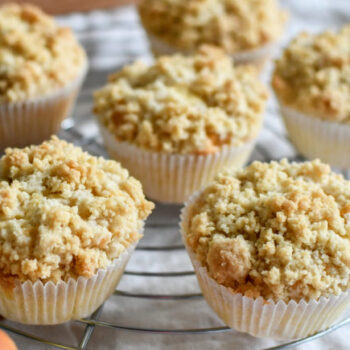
[93,46,268,203]
[0,4,88,151]
[0,137,154,324]
[181,159,350,339]
[273,25,350,169]
[138,0,287,69]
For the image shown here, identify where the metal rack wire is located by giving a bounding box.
[1,124,350,350]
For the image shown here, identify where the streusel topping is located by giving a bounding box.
[0,3,87,103]
[138,0,286,53]
[273,25,350,122]
[0,137,154,283]
[184,159,350,302]
[94,46,267,154]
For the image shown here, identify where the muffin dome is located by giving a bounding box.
[0,137,154,283]
[138,0,286,53]
[273,25,350,122]
[0,3,87,102]
[184,159,350,302]
[94,46,267,154]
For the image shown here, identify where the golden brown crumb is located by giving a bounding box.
[0,3,87,103]
[273,25,350,122]
[138,0,287,53]
[93,46,268,154]
[184,159,350,302]
[0,137,154,283]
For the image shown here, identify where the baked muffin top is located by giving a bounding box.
[138,0,286,53]
[94,46,267,154]
[184,159,350,302]
[273,25,350,122]
[0,137,154,283]
[0,3,87,103]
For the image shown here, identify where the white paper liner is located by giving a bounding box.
[147,33,276,69]
[280,104,350,169]
[99,123,255,204]
[180,192,350,340]
[0,243,136,325]
[0,64,88,151]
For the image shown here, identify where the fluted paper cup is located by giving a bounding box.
[99,123,255,204]
[280,104,350,169]
[147,33,275,70]
[0,64,88,152]
[0,243,135,325]
[180,194,350,340]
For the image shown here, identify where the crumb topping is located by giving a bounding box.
[0,137,154,283]
[273,25,350,122]
[93,46,267,154]
[0,3,87,103]
[184,159,350,302]
[138,0,286,53]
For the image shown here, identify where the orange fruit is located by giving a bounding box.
[0,330,17,350]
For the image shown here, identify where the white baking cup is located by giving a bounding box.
[0,64,88,151]
[0,243,135,325]
[180,194,350,340]
[147,33,276,69]
[280,104,350,169]
[99,123,255,204]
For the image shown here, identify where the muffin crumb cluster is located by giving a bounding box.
[185,159,350,302]
[94,46,267,154]
[273,25,350,122]
[0,137,154,283]
[0,3,86,102]
[139,0,286,53]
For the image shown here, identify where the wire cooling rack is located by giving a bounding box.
[1,123,350,350]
